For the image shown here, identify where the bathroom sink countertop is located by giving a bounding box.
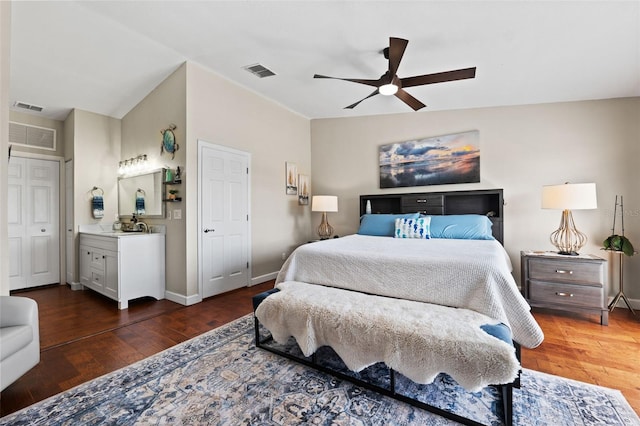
[80,230,160,238]
[78,224,166,237]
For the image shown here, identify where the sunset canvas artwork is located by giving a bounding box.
[379,130,480,188]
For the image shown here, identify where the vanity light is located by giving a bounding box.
[118,154,149,176]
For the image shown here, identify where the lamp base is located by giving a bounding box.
[317,212,334,239]
[550,209,587,256]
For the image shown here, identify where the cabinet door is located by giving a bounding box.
[103,251,119,300]
[79,245,92,286]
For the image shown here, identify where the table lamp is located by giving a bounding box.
[311,195,338,239]
[541,182,597,255]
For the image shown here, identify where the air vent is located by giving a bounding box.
[243,63,276,78]
[9,122,56,151]
[13,101,44,112]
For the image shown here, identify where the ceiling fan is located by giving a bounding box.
[314,37,476,111]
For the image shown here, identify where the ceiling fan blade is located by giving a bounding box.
[388,37,409,77]
[395,89,426,111]
[345,89,379,109]
[400,67,476,88]
[314,74,382,87]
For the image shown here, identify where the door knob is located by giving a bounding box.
[204,228,215,233]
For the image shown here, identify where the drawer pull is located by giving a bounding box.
[555,269,573,275]
[556,292,574,297]
[416,199,427,203]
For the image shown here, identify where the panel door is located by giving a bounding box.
[200,143,250,298]
[103,251,119,300]
[8,156,60,289]
[78,245,92,287]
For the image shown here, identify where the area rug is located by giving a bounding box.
[2,315,638,425]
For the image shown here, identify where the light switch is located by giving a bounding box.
[173,209,182,220]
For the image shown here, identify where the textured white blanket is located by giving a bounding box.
[276,235,543,348]
[256,281,521,392]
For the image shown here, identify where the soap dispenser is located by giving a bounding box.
[113,215,122,231]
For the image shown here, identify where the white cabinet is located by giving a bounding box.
[79,232,165,309]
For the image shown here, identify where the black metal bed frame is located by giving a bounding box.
[254,316,521,426]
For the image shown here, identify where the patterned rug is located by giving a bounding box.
[2,315,638,425]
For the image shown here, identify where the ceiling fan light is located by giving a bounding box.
[379,83,398,96]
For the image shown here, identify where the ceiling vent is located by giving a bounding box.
[9,121,56,151]
[13,101,44,112]
[243,63,276,78]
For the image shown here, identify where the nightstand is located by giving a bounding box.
[521,251,608,325]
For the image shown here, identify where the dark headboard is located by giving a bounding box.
[359,189,504,244]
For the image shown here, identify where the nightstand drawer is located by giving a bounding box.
[528,258,603,285]
[529,281,603,308]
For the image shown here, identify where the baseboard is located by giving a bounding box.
[251,272,278,286]
[164,273,277,306]
[608,295,640,310]
[165,290,202,307]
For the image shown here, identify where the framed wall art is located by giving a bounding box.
[379,130,480,189]
[285,162,298,195]
[298,174,310,205]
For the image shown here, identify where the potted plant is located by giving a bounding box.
[168,189,179,200]
[602,195,635,256]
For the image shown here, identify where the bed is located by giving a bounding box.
[254,188,543,425]
[275,234,543,348]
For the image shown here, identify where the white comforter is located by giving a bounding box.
[276,235,543,348]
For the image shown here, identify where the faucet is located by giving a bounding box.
[130,213,148,232]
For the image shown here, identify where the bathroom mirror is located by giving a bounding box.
[118,169,164,218]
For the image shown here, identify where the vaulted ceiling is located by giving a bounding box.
[9,1,640,121]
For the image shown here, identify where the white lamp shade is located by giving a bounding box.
[312,195,338,212]
[541,183,597,210]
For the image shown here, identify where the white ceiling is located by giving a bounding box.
[9,1,640,122]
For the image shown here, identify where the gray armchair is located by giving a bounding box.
[1,296,40,391]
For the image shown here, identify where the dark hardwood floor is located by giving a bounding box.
[1,281,274,417]
[2,283,639,418]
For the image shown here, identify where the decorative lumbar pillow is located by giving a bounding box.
[358,213,420,237]
[394,216,431,239]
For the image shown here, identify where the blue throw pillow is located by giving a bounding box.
[394,217,431,239]
[427,214,494,240]
[358,213,420,237]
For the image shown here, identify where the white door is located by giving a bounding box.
[65,160,74,284]
[199,141,250,298]
[8,156,60,290]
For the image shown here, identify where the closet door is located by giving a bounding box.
[8,156,60,290]
[199,142,250,298]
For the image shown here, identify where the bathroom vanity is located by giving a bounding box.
[79,231,165,309]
